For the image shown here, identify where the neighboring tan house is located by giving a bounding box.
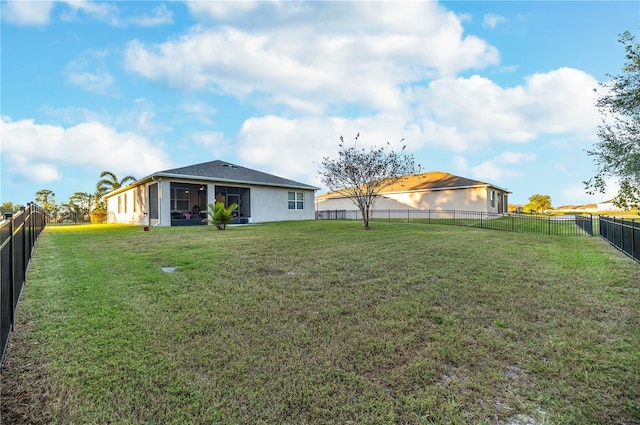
[597,199,623,212]
[315,171,511,214]
[104,160,319,227]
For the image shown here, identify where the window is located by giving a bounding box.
[133,189,137,213]
[117,195,123,214]
[288,192,304,210]
[124,193,128,214]
[171,187,190,211]
[490,190,495,208]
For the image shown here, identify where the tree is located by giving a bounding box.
[95,171,136,212]
[35,189,58,221]
[585,31,640,210]
[96,171,136,195]
[69,192,92,221]
[523,194,551,213]
[318,133,419,229]
[0,202,24,214]
[35,189,55,205]
[204,202,238,230]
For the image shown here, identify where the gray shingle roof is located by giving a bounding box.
[157,160,318,190]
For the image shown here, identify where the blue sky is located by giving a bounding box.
[1,1,638,208]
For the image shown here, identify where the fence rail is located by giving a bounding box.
[599,216,639,263]
[1,204,46,367]
[317,209,598,237]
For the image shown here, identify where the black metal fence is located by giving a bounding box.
[1,204,46,367]
[599,216,639,263]
[317,209,599,237]
[45,211,91,225]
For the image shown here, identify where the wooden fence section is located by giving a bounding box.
[1,204,46,367]
[599,216,639,263]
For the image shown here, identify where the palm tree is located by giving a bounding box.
[204,202,238,230]
[94,171,136,213]
[96,171,137,194]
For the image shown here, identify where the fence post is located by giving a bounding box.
[4,214,14,332]
[617,218,622,249]
[548,216,551,235]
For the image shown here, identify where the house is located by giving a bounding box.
[597,199,623,212]
[315,171,510,214]
[104,160,319,226]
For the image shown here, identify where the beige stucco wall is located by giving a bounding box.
[108,179,316,226]
[106,185,148,225]
[316,187,508,214]
[251,186,316,223]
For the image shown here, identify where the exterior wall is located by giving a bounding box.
[108,178,316,226]
[251,186,316,223]
[317,187,493,213]
[384,187,489,211]
[106,185,148,225]
[486,188,509,214]
[597,202,622,212]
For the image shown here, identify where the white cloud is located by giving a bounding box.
[9,156,62,183]
[57,1,172,26]
[560,179,620,206]
[190,131,226,147]
[0,1,173,27]
[181,102,217,125]
[482,13,507,29]
[1,116,172,184]
[188,131,231,159]
[497,151,537,164]
[64,49,118,96]
[235,114,424,189]
[67,71,115,95]
[60,0,119,24]
[521,68,600,132]
[231,63,598,188]
[452,151,535,184]
[408,68,600,152]
[128,4,173,27]
[185,1,260,20]
[125,2,500,113]
[1,1,54,25]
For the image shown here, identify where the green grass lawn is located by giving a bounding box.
[2,221,639,424]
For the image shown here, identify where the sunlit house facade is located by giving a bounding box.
[315,171,510,214]
[104,160,318,226]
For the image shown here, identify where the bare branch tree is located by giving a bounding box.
[318,133,419,229]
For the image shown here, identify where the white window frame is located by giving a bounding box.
[288,191,304,210]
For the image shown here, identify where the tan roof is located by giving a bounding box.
[317,171,509,199]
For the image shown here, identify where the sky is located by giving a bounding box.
[1,0,639,208]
